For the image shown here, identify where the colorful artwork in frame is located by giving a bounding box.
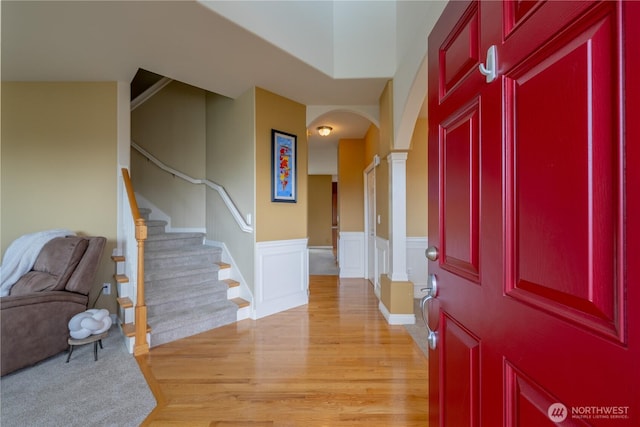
[271,129,297,203]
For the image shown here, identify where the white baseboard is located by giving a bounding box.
[135,192,205,233]
[378,301,416,325]
[236,305,251,321]
[206,240,253,305]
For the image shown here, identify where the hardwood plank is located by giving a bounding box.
[114,274,129,283]
[138,276,428,426]
[117,297,133,309]
[223,279,240,288]
[230,297,250,308]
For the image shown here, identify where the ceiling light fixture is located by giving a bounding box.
[317,126,332,136]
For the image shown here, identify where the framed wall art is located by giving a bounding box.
[271,129,297,203]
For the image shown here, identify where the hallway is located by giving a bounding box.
[308,248,339,275]
[137,276,428,426]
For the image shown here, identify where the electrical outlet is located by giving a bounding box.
[102,283,111,296]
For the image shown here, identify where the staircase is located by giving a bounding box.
[116,208,248,349]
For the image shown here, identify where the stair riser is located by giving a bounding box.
[147,224,166,235]
[145,253,217,270]
[145,236,204,251]
[146,271,219,289]
[139,208,151,221]
[149,311,237,348]
[147,289,228,317]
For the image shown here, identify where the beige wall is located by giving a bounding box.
[364,123,380,166]
[131,81,206,228]
[206,89,256,290]
[406,117,428,237]
[308,175,333,246]
[380,275,414,314]
[1,82,118,313]
[379,81,393,157]
[337,138,365,232]
[376,82,394,240]
[255,88,308,242]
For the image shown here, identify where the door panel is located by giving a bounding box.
[428,1,638,426]
[506,9,621,340]
[505,0,543,32]
[441,101,480,281]
[439,2,480,99]
[505,362,591,427]
[442,315,480,427]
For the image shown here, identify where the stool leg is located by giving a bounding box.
[98,339,103,349]
[66,345,74,363]
[94,341,98,361]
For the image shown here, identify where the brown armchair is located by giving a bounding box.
[1,235,106,376]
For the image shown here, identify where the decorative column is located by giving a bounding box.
[387,151,409,282]
[379,151,414,324]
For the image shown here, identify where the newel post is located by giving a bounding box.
[134,218,149,355]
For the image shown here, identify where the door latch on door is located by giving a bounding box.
[420,274,438,298]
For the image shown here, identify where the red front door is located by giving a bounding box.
[427,1,639,425]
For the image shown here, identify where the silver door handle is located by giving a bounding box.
[420,294,438,350]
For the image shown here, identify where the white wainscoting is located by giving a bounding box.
[407,237,429,297]
[374,237,389,296]
[254,238,309,319]
[338,232,365,278]
[338,233,428,294]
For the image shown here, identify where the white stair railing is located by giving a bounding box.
[131,141,253,233]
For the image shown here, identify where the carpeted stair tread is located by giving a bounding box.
[146,279,228,306]
[144,233,206,251]
[146,220,168,235]
[148,300,238,347]
[145,245,221,258]
[148,300,237,332]
[144,264,219,284]
[144,247,220,269]
[145,231,204,241]
[131,207,241,348]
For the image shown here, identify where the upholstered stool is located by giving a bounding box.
[66,331,109,363]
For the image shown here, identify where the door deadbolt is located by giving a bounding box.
[425,246,439,261]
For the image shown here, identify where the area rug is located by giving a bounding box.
[309,248,339,275]
[0,326,156,426]
[404,298,429,357]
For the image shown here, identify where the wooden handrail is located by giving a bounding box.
[121,168,149,356]
[122,168,141,220]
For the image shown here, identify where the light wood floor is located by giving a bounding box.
[137,276,429,426]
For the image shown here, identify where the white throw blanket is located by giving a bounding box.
[0,229,75,297]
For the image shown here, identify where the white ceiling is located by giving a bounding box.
[1,0,440,176]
